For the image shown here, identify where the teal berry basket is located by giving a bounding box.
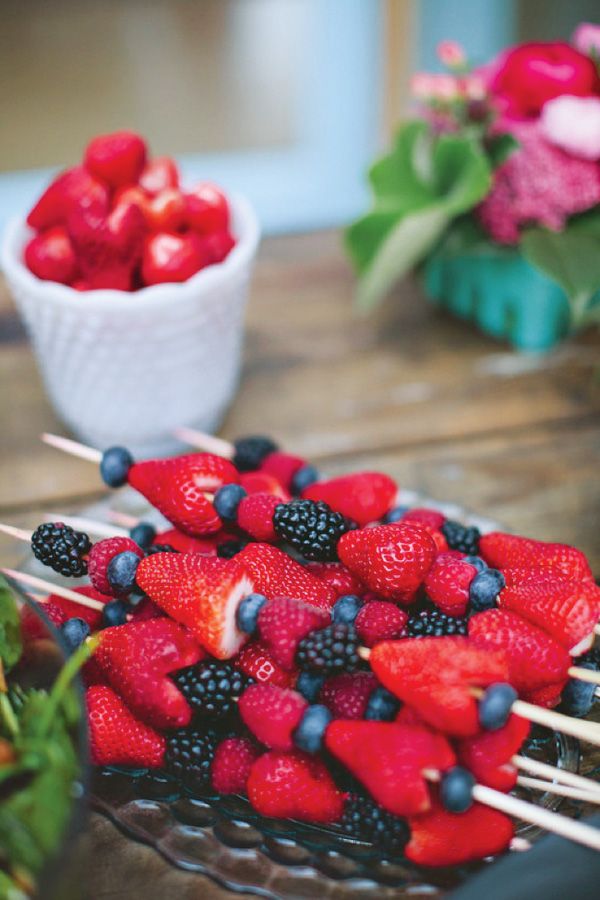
[423,250,580,352]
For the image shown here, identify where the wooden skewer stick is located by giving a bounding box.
[107,510,140,529]
[0,523,32,542]
[596,687,600,700]
[2,568,105,611]
[173,426,234,459]
[594,625,600,637]
[43,513,127,539]
[513,755,600,796]
[41,433,102,464]
[516,776,600,805]
[568,666,600,687]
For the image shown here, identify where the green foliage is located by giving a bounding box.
[0,577,23,672]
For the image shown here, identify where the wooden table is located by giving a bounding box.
[1,230,600,898]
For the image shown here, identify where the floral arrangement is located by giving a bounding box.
[346,23,600,338]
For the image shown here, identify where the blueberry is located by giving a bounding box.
[383,505,409,524]
[129,522,156,550]
[479,682,517,730]
[102,600,129,628]
[293,704,332,754]
[213,484,247,524]
[100,446,134,488]
[469,568,505,612]
[440,766,475,813]
[296,671,326,703]
[463,555,487,573]
[560,666,598,718]
[236,593,267,634]
[365,686,401,721]
[217,539,248,559]
[107,550,141,596]
[60,617,90,652]
[291,464,320,495]
[332,594,363,626]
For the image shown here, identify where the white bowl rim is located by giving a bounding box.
[0,191,261,312]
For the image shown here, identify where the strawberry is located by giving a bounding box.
[239,684,308,749]
[139,156,180,195]
[325,721,455,816]
[319,672,378,719]
[237,543,335,610]
[498,578,600,654]
[184,182,229,233]
[303,473,397,526]
[401,508,446,531]
[406,798,513,867]
[211,737,261,794]
[21,586,106,639]
[468,609,571,699]
[247,750,345,823]
[68,201,145,290]
[259,452,306,489]
[24,227,78,284]
[127,452,239,536]
[354,601,407,647]
[525,683,564,708]
[87,685,165,768]
[237,493,279,542]
[234,640,297,688]
[456,714,530,792]
[141,232,209,286]
[94,618,202,729]
[480,532,592,582]
[424,557,477,616]
[338,524,437,603]
[84,130,147,188]
[87,536,144,595]
[239,471,290,500]
[145,188,186,232]
[27,166,109,231]
[136,552,255,658]
[256,596,330,670]
[304,562,366,599]
[369,637,509,737]
[198,230,236,264]
[152,528,220,555]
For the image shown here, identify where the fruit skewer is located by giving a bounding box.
[515,776,600,804]
[2,568,105,611]
[43,513,129,539]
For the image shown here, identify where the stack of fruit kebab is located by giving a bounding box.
[2,431,600,868]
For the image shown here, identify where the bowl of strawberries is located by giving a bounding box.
[1,131,260,455]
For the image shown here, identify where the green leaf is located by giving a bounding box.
[0,577,23,672]
[486,133,519,169]
[368,121,435,207]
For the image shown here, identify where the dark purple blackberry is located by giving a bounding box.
[172,661,252,717]
[217,539,248,559]
[273,499,352,562]
[31,522,91,577]
[233,435,278,472]
[441,520,481,555]
[165,727,220,791]
[340,793,409,855]
[145,544,178,556]
[407,609,468,638]
[296,624,360,674]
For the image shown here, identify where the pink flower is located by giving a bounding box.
[437,40,466,68]
[409,72,438,99]
[541,95,600,160]
[572,22,600,56]
[409,72,460,102]
[459,74,487,101]
[477,120,600,244]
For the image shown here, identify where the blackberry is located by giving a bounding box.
[340,793,409,856]
[172,661,253,717]
[273,499,352,562]
[165,727,220,791]
[217,539,248,559]
[407,609,468,638]
[296,624,360,674]
[145,544,178,555]
[441,520,481,555]
[233,435,278,472]
[31,522,92,577]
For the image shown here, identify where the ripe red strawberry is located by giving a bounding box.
[87,536,144,595]
[94,618,202,729]
[303,473,397,526]
[338,524,437,603]
[239,471,290,500]
[139,156,180,195]
[234,640,297,688]
[247,750,345,823]
[498,579,599,654]
[198,230,236,264]
[406,798,513,867]
[456,714,530,792]
[68,201,145,290]
[319,672,378,719]
[424,557,477,616]
[304,562,366,599]
[468,609,571,699]
[370,637,509,737]
[211,737,261,794]
[144,188,186,232]
[87,685,166,768]
[135,552,255,658]
[325,721,455,816]
[141,232,209,286]
[237,543,335,610]
[184,182,230,233]
[354,601,407,647]
[401,508,446,530]
[256,596,330,670]
[21,585,106,639]
[27,166,109,230]
[84,130,147,187]
[237,493,279,542]
[152,528,220,555]
[127,452,239,536]
[480,532,592,581]
[239,684,308,750]
[524,683,564,708]
[24,227,78,284]
[260,452,306,489]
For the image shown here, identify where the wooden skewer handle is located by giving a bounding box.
[41,433,103,464]
[517,776,600,805]
[173,427,234,459]
[513,755,600,796]
[2,568,105,611]
[512,698,600,746]
[0,523,32,542]
[568,666,600,687]
[44,513,128,539]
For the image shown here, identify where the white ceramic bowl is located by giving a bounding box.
[1,194,260,457]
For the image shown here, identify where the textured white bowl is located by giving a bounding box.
[1,194,260,456]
